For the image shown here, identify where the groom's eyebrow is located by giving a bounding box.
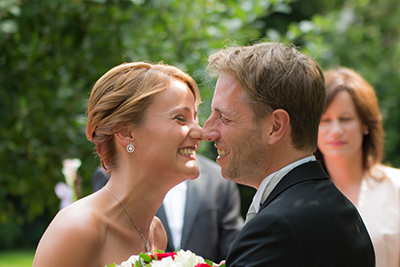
[214,107,222,113]
[213,108,238,123]
[213,107,225,117]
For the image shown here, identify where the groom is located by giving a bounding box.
[202,42,375,266]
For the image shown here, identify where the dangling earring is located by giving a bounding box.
[364,130,369,135]
[126,143,135,153]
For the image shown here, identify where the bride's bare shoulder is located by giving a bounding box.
[51,196,105,234]
[33,197,106,267]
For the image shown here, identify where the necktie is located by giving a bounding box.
[260,173,282,204]
[244,202,257,225]
[243,173,283,225]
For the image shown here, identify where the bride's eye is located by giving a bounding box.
[175,115,186,124]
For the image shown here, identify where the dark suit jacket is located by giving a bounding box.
[226,161,375,267]
[156,155,243,263]
[92,166,109,192]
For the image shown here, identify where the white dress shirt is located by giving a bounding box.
[163,181,188,249]
[249,156,316,215]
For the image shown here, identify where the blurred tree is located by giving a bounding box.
[258,0,340,39]
[5,0,398,250]
[282,0,400,167]
[0,0,288,248]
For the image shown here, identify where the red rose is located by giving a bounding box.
[150,252,177,261]
[194,264,211,267]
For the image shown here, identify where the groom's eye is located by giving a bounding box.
[220,115,230,123]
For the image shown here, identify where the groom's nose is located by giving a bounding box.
[202,115,220,141]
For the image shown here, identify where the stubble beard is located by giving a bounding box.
[223,126,266,186]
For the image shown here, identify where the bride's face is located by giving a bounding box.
[133,80,202,182]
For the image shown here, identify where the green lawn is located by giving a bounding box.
[0,250,35,267]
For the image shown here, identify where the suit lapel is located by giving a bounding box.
[261,161,329,210]
[156,204,175,251]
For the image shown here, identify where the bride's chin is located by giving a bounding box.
[184,164,200,180]
[187,170,200,180]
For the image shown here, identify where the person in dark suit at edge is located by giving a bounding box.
[201,41,375,267]
[92,154,243,263]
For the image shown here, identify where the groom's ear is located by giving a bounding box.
[265,109,290,145]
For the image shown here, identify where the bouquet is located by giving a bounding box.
[106,249,225,267]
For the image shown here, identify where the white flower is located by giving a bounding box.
[171,250,205,267]
[151,256,175,267]
[62,158,82,187]
[120,255,140,267]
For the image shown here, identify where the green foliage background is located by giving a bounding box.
[1,0,399,249]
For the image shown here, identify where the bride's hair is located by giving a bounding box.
[86,61,200,171]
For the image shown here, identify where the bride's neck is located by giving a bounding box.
[106,172,167,227]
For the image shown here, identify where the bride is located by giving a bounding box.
[33,62,202,267]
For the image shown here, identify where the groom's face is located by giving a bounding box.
[202,74,268,188]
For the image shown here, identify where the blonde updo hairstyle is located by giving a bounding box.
[86,62,200,171]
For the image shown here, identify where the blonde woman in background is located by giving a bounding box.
[33,62,202,267]
[316,67,400,267]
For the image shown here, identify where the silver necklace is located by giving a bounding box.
[104,187,150,252]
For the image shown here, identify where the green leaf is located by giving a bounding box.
[204,259,214,266]
[139,253,152,263]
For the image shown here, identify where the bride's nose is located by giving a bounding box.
[189,122,202,140]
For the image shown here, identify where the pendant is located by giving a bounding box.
[146,242,150,252]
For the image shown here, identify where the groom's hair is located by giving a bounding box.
[207,41,326,153]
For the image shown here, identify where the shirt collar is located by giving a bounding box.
[252,155,316,213]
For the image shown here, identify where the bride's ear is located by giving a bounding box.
[114,130,134,147]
